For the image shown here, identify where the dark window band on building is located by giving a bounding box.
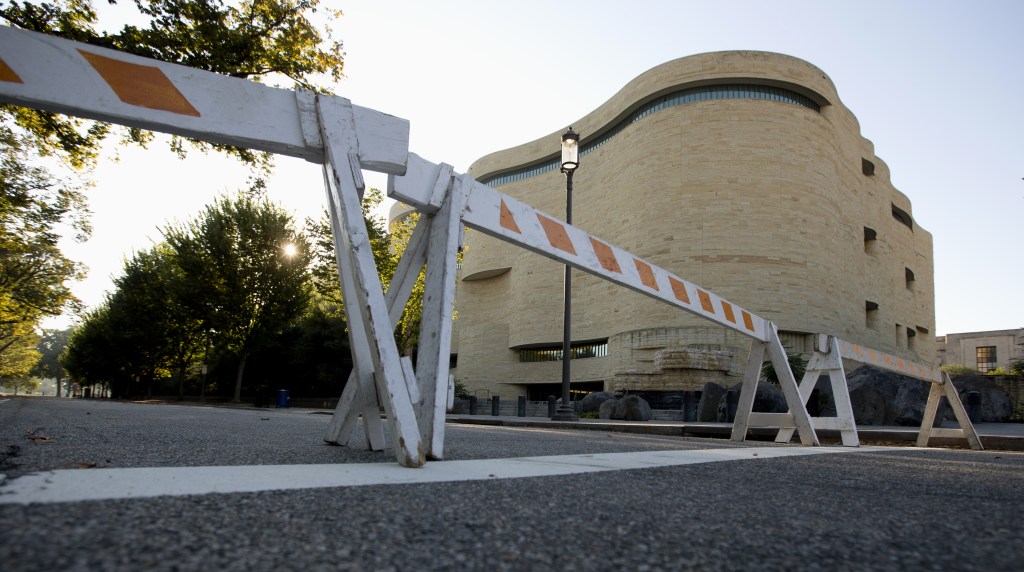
[519,340,609,363]
[482,84,821,187]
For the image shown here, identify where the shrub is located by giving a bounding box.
[940,364,977,378]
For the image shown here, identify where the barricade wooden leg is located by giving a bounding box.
[319,98,425,467]
[917,373,983,450]
[323,173,385,450]
[766,324,819,446]
[731,340,766,442]
[943,375,983,450]
[415,175,468,460]
[917,382,944,448]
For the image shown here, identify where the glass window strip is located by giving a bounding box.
[519,341,609,363]
[482,84,820,187]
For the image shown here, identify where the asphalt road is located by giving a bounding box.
[2,397,1023,571]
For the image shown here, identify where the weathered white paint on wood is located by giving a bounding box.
[0,27,409,172]
[319,100,424,467]
[415,174,468,459]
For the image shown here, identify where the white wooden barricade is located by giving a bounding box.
[732,334,983,450]
[0,27,980,467]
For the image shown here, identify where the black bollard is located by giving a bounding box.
[518,395,527,417]
[492,395,500,416]
[547,395,557,417]
[725,389,739,423]
[469,396,477,415]
[966,391,982,422]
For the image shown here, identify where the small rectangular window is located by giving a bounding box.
[905,267,915,289]
[864,226,877,254]
[976,346,997,373]
[866,301,879,329]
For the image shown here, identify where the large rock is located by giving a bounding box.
[717,382,787,422]
[823,366,933,426]
[598,398,618,420]
[614,395,653,421]
[598,395,653,421]
[696,382,726,422]
[950,376,1012,422]
[578,391,617,414]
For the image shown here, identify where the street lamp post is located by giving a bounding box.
[552,127,580,422]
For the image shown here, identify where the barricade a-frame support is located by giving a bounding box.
[837,339,983,450]
[733,334,983,450]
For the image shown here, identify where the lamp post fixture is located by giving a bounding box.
[551,127,580,421]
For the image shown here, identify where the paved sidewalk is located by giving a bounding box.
[445,413,1024,450]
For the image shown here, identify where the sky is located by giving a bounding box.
[46,0,1024,336]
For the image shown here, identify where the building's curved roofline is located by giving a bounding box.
[469,51,840,181]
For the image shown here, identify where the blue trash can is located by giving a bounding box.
[276,389,290,408]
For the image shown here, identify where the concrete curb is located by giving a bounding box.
[446,415,1024,451]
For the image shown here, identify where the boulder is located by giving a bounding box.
[696,382,726,422]
[717,382,787,422]
[950,376,1012,422]
[578,391,617,414]
[598,398,618,420]
[614,395,653,421]
[822,366,933,426]
[598,395,653,421]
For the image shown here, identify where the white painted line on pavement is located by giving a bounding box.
[0,446,888,505]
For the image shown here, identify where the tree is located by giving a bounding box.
[62,303,124,395]
[0,327,39,380]
[31,328,72,396]
[165,192,309,402]
[0,127,88,360]
[99,245,205,398]
[0,0,345,171]
[0,375,41,395]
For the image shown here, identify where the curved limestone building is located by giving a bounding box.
[455,51,935,402]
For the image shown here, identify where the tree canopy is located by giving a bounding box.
[163,192,310,401]
[0,127,87,365]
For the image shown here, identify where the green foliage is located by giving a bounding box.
[306,189,425,354]
[0,328,39,379]
[0,374,41,394]
[1010,359,1024,378]
[65,193,313,400]
[940,364,978,378]
[164,192,309,401]
[453,379,470,400]
[577,410,600,419]
[31,328,72,396]
[0,0,345,170]
[0,127,87,363]
[761,349,808,384]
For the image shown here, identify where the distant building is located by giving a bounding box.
[451,51,936,401]
[936,329,1024,372]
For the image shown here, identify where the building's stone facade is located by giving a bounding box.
[452,51,936,400]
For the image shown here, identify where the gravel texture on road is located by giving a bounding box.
[2,397,1023,571]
